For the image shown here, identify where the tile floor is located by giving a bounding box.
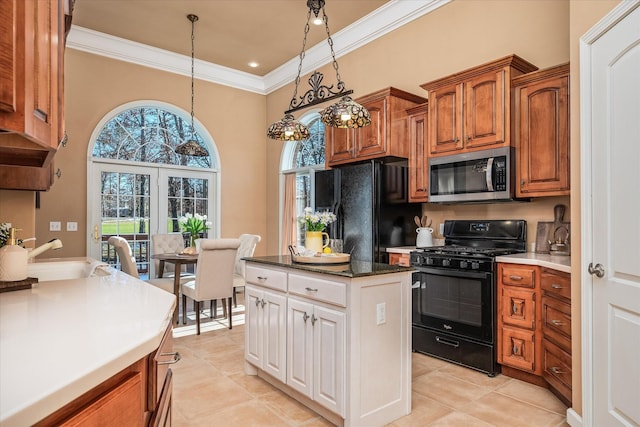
[171,295,569,427]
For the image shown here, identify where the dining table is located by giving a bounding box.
[151,252,199,323]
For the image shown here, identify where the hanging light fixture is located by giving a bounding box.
[176,14,208,157]
[267,0,370,141]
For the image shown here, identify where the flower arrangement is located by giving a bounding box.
[0,223,9,247]
[178,213,211,245]
[299,207,337,232]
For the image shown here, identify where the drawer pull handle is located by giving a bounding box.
[551,284,563,289]
[260,299,266,308]
[255,298,261,307]
[550,319,564,326]
[158,351,181,365]
[509,275,523,281]
[435,336,460,348]
[549,366,565,374]
[257,276,267,281]
[512,304,518,315]
[305,287,318,292]
[303,312,309,322]
[512,344,519,355]
[311,314,317,325]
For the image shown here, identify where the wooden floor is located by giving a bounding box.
[171,294,569,426]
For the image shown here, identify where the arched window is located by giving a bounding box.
[87,102,219,277]
[280,112,326,251]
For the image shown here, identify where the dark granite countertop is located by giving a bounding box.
[244,255,414,278]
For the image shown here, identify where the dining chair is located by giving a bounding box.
[151,233,195,282]
[232,234,261,307]
[108,236,175,295]
[181,238,240,335]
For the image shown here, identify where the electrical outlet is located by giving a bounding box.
[376,302,386,325]
[66,222,78,231]
[49,221,61,232]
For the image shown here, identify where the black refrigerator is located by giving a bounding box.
[315,160,422,263]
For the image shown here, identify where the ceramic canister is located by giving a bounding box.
[416,227,434,247]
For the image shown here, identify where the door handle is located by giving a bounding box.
[588,263,605,278]
[93,225,99,242]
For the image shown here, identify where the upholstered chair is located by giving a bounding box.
[151,233,195,282]
[232,234,261,306]
[108,236,175,295]
[181,238,241,335]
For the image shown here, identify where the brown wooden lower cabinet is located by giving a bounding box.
[388,252,410,266]
[497,263,572,406]
[34,324,176,426]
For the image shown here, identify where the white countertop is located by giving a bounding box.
[495,252,571,273]
[0,262,176,426]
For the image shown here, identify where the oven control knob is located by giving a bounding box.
[442,259,450,267]
[460,261,468,269]
[471,262,480,270]
[426,257,434,265]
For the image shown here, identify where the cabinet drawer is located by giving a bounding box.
[541,268,571,301]
[246,265,287,292]
[500,287,536,330]
[501,265,536,288]
[542,295,571,352]
[288,273,346,307]
[500,325,537,373]
[542,338,572,403]
[389,253,410,266]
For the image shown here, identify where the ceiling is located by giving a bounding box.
[72,0,389,76]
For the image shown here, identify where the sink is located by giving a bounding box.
[27,257,112,282]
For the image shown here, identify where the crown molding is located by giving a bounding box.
[66,0,451,96]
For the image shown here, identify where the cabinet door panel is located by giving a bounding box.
[429,84,463,154]
[245,286,262,367]
[313,305,345,417]
[409,110,429,202]
[500,326,536,373]
[542,295,571,352]
[287,298,314,399]
[464,70,505,149]
[326,126,354,165]
[501,287,536,329]
[355,98,386,158]
[517,75,569,196]
[263,290,287,382]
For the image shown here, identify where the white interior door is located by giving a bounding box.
[581,2,640,426]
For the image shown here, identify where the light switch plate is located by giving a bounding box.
[376,302,386,325]
[67,222,78,231]
[49,221,61,232]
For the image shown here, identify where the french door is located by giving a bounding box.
[88,162,214,277]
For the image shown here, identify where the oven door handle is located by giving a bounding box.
[435,336,460,348]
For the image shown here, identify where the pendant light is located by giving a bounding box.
[175,14,208,157]
[267,0,370,141]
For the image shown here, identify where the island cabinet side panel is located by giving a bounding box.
[347,272,412,426]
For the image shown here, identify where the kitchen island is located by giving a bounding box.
[243,255,413,427]
[0,258,176,426]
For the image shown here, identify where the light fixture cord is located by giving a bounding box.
[290,7,313,109]
[190,15,196,139]
[322,5,344,88]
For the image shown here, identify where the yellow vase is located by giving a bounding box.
[305,231,329,254]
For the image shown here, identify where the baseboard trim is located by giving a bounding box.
[567,408,582,427]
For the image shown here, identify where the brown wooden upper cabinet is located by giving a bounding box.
[420,55,538,157]
[407,103,429,202]
[325,87,426,167]
[513,63,570,197]
[0,0,67,191]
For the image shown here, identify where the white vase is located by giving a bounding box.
[416,227,434,247]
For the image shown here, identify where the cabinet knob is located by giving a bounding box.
[466,135,471,142]
[255,298,261,307]
[303,312,309,322]
[260,299,266,308]
[311,314,317,325]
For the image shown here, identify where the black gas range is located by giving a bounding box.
[410,219,526,376]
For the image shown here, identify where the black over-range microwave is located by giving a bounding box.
[428,147,515,203]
